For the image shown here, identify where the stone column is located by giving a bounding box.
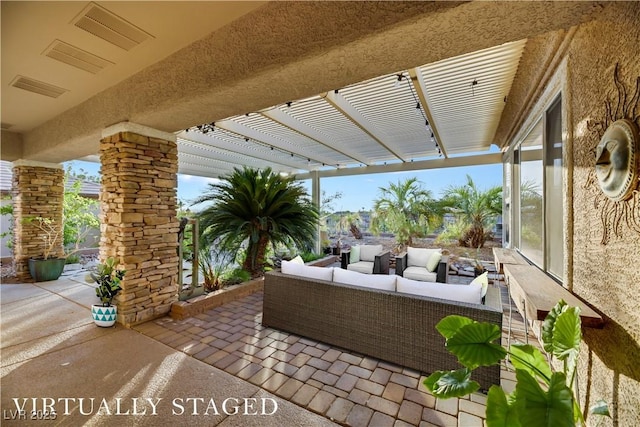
[100,123,179,327]
[11,161,65,281]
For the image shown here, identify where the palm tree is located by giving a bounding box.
[193,167,318,276]
[441,174,502,248]
[370,177,438,249]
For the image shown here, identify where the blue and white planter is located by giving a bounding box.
[91,305,117,327]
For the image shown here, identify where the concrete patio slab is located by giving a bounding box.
[0,281,340,426]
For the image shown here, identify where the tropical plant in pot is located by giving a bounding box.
[89,257,125,327]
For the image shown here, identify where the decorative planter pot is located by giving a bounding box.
[28,258,66,282]
[91,305,117,327]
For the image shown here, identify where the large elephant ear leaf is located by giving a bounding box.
[446,322,507,369]
[552,307,582,369]
[542,300,567,353]
[486,386,521,427]
[509,344,552,385]
[424,368,480,398]
[436,315,474,339]
[515,370,574,427]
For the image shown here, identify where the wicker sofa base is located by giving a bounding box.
[262,271,503,391]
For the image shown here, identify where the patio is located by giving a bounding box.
[1,269,530,426]
[2,2,639,425]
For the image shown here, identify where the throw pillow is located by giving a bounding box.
[290,255,304,264]
[350,245,361,264]
[470,271,489,297]
[426,251,442,272]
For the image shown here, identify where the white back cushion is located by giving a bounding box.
[396,277,482,304]
[281,260,334,281]
[334,268,396,291]
[359,245,383,262]
[407,247,441,268]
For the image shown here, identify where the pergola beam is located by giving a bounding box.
[408,68,448,158]
[294,153,501,180]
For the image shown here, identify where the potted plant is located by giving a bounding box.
[23,216,67,282]
[23,211,98,282]
[89,257,125,327]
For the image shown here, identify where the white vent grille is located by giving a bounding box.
[10,76,68,98]
[73,3,152,51]
[44,40,113,74]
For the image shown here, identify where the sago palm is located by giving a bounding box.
[370,177,438,249]
[193,167,318,276]
[441,174,502,248]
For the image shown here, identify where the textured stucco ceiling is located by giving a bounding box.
[1,1,607,170]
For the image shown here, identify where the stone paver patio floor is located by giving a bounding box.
[134,283,532,427]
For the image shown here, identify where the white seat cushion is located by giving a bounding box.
[334,268,396,291]
[359,245,383,262]
[407,247,441,268]
[347,261,375,274]
[403,266,437,282]
[397,277,482,304]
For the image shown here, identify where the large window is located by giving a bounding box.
[545,98,563,278]
[518,121,544,267]
[511,95,563,280]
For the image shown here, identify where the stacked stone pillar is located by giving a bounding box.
[100,123,179,327]
[11,161,65,281]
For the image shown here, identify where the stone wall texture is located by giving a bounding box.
[99,131,179,327]
[11,164,64,281]
[510,3,640,426]
[568,4,640,426]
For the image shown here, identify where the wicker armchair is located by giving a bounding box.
[340,244,390,274]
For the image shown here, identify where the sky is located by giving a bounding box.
[67,158,503,213]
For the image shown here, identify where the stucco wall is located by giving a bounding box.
[558,3,638,425]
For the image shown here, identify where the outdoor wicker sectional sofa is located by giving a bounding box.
[262,265,503,390]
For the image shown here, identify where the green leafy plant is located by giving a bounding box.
[199,246,236,292]
[62,177,99,252]
[370,177,440,249]
[424,300,609,427]
[440,174,502,248]
[0,196,14,251]
[194,167,318,276]
[90,257,125,307]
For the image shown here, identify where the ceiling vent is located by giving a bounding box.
[10,76,68,98]
[73,2,153,51]
[44,40,114,74]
